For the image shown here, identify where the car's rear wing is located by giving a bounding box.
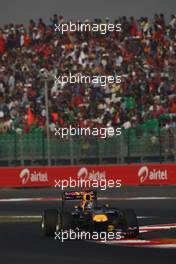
[62,190,97,201]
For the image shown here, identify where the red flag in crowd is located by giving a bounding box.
[27,106,34,125]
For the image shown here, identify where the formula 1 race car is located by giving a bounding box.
[42,190,139,239]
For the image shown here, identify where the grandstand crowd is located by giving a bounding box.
[0,14,176,135]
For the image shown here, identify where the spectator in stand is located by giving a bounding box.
[0,14,175,135]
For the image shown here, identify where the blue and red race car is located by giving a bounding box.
[42,190,139,239]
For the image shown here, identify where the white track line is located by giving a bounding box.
[140,223,176,231]
[100,239,151,244]
[99,197,176,200]
[0,196,175,202]
[99,240,176,249]
[145,244,176,248]
[0,215,41,219]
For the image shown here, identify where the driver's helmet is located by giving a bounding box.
[81,192,94,210]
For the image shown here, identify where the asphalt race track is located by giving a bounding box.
[0,186,176,264]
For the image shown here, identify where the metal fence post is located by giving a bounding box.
[70,136,74,165]
[44,79,51,165]
[127,129,130,163]
[14,132,17,166]
[158,119,162,163]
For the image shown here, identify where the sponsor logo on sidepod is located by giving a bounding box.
[19,168,48,184]
[77,167,106,181]
[138,166,168,183]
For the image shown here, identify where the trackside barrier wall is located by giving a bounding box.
[0,164,175,188]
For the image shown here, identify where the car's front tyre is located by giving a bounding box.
[122,209,139,238]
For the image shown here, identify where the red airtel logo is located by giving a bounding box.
[138,166,168,183]
[19,168,48,184]
[77,167,106,181]
[19,168,30,184]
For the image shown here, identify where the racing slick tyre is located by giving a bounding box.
[61,211,73,230]
[42,209,60,237]
[122,209,139,238]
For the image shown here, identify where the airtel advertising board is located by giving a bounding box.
[0,164,175,187]
[77,167,106,181]
[138,165,168,185]
[19,168,48,185]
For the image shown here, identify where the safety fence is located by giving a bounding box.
[0,126,175,166]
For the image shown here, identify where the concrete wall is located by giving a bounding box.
[0,0,175,26]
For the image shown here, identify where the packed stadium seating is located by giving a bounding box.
[0,14,175,164]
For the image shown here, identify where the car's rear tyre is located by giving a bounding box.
[61,211,73,230]
[122,209,139,237]
[42,209,60,237]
